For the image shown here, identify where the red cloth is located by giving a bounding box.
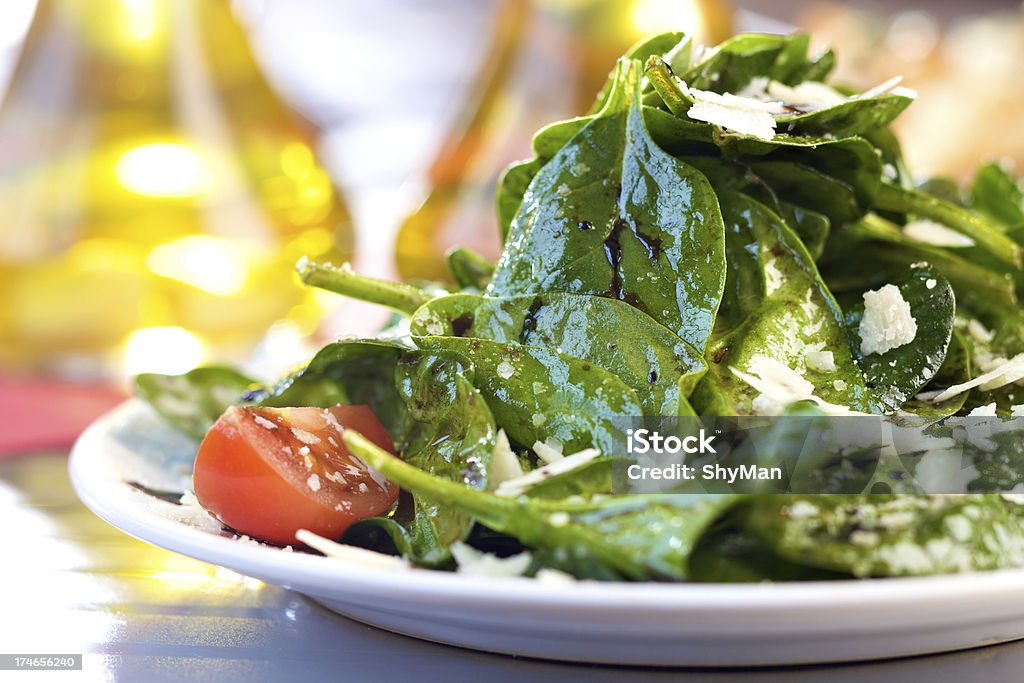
[0,378,126,457]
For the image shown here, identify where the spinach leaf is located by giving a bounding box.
[345,430,739,581]
[496,158,543,244]
[258,339,410,437]
[415,335,641,454]
[681,33,789,92]
[135,366,258,439]
[740,494,1024,577]
[688,524,850,582]
[390,351,496,564]
[409,292,705,415]
[775,94,913,139]
[488,57,727,353]
[969,162,1024,228]
[694,191,871,415]
[845,267,955,412]
[897,329,971,418]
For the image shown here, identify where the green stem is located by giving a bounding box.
[644,55,695,117]
[875,183,1022,269]
[850,214,1017,306]
[444,247,495,291]
[296,258,433,314]
[344,431,519,520]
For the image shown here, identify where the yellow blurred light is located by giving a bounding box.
[123,0,158,42]
[123,326,204,376]
[632,0,702,35]
[147,235,250,295]
[115,142,211,198]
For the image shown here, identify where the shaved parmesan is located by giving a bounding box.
[296,529,407,568]
[731,354,863,416]
[903,219,974,247]
[532,438,564,465]
[495,448,601,497]
[967,319,994,344]
[488,429,524,491]
[687,88,781,140]
[769,80,846,109]
[451,542,531,577]
[859,284,917,356]
[931,353,1024,402]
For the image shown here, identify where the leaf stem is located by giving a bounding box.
[296,258,433,314]
[644,56,695,117]
[874,184,1022,269]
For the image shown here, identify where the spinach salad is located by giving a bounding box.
[137,32,1024,582]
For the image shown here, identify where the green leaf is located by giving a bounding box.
[488,58,727,353]
[258,339,410,437]
[496,158,543,244]
[390,352,497,563]
[345,430,739,581]
[134,366,257,440]
[681,33,789,93]
[415,335,641,455]
[740,494,1024,577]
[688,524,850,582]
[969,162,1024,228]
[844,267,955,413]
[775,94,913,139]
[409,292,706,415]
[695,192,871,414]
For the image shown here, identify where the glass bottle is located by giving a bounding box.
[394,0,734,283]
[0,0,353,377]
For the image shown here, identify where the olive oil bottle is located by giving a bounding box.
[394,0,733,283]
[0,0,353,376]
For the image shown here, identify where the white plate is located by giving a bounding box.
[70,400,1024,667]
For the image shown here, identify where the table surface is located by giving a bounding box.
[4,453,1024,682]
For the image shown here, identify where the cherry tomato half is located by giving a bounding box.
[194,404,397,545]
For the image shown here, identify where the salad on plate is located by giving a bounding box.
[135,31,1024,583]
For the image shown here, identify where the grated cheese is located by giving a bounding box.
[291,428,321,445]
[859,284,918,356]
[253,415,278,430]
[306,473,321,492]
[805,350,836,373]
[450,542,531,577]
[496,360,515,379]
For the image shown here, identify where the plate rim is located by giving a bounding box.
[69,399,1024,615]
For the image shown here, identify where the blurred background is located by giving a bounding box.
[0,0,1022,443]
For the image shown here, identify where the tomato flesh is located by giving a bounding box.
[193,404,398,545]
